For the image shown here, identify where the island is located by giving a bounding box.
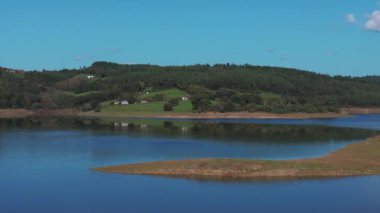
[94,135,380,181]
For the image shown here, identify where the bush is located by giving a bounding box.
[196,98,211,112]
[220,100,236,112]
[150,94,165,102]
[246,103,257,113]
[164,103,174,111]
[168,97,180,105]
[94,106,101,112]
[163,98,180,112]
[81,103,93,112]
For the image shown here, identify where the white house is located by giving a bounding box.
[181,96,189,101]
[87,75,94,79]
[121,100,129,105]
[114,100,129,105]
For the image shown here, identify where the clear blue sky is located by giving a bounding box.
[1,0,379,76]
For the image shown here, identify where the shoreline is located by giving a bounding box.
[0,109,80,119]
[80,111,349,119]
[1,107,380,119]
[94,135,380,181]
[0,109,34,118]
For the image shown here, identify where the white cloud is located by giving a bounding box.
[346,13,357,24]
[365,10,380,32]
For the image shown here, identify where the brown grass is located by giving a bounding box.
[94,136,380,181]
[340,108,380,114]
[0,109,34,118]
[83,111,349,119]
[0,109,80,118]
[2,107,380,120]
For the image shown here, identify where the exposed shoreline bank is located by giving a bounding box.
[80,111,348,119]
[0,109,80,118]
[94,135,380,181]
[1,107,380,119]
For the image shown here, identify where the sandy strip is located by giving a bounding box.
[94,136,380,181]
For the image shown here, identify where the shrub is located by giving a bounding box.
[164,103,174,111]
[151,94,165,102]
[81,103,93,112]
[168,97,180,105]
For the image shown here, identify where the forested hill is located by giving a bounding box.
[1,62,379,113]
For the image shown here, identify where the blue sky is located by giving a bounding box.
[0,0,379,76]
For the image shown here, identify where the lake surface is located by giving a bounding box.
[0,114,379,213]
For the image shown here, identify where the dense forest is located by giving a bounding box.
[1,62,379,113]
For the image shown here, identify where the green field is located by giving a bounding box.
[99,100,193,115]
[64,91,101,97]
[93,88,192,116]
[101,101,165,113]
[140,88,188,101]
[172,101,193,113]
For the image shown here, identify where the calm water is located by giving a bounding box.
[0,114,379,213]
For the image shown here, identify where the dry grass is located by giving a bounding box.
[0,109,80,118]
[94,136,380,181]
[0,109,34,118]
[83,111,348,119]
[341,108,380,114]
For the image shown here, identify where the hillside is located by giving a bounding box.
[0,62,380,114]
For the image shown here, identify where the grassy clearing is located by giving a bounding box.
[101,101,166,113]
[140,88,188,100]
[64,91,101,97]
[98,100,193,115]
[172,101,193,113]
[92,88,192,116]
[94,135,380,181]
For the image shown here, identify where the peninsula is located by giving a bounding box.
[95,135,380,181]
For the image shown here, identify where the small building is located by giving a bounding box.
[181,96,189,101]
[120,100,129,105]
[87,75,94,79]
[140,100,148,104]
[114,100,129,105]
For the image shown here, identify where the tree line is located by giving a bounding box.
[1,62,380,113]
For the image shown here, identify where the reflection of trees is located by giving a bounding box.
[0,117,377,144]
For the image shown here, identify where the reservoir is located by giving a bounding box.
[0,114,379,213]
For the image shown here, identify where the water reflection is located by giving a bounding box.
[1,116,380,213]
[0,117,378,144]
